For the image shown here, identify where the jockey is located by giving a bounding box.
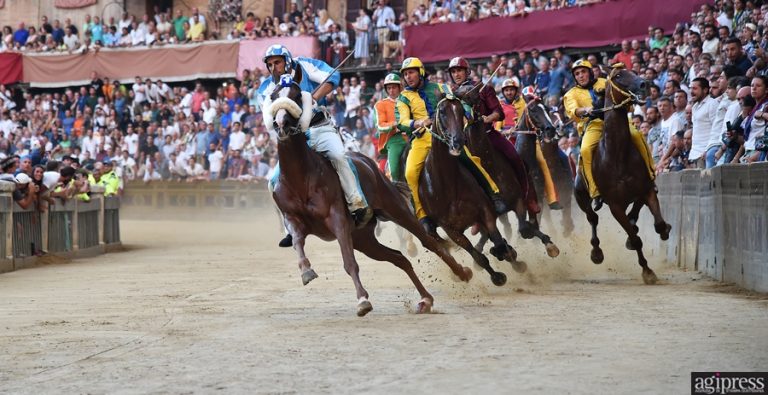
[563,59,655,211]
[498,78,526,137]
[373,73,407,182]
[395,57,507,237]
[519,86,562,210]
[448,56,541,212]
[258,44,373,230]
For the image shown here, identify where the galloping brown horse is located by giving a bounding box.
[267,77,473,316]
[573,66,671,284]
[416,94,523,286]
[458,92,560,259]
[515,101,576,237]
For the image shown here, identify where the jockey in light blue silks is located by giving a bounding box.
[258,45,373,247]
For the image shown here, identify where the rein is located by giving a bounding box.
[597,69,641,113]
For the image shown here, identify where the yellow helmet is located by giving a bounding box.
[572,59,593,72]
[501,78,519,90]
[401,57,425,77]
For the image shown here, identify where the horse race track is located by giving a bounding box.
[1,210,766,394]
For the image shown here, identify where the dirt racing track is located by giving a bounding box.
[0,211,766,394]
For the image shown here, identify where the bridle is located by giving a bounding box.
[603,67,642,112]
[430,94,468,145]
[271,80,305,138]
[516,101,557,138]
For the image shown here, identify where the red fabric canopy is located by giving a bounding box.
[0,53,23,85]
[54,0,97,8]
[404,0,708,62]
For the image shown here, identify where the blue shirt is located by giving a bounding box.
[548,66,568,97]
[535,71,551,95]
[13,29,29,46]
[257,56,340,106]
[62,117,75,135]
[91,24,104,43]
[52,28,65,44]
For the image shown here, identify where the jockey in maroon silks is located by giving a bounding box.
[448,56,541,214]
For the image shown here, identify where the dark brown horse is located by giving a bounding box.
[458,92,560,259]
[573,66,671,284]
[514,100,576,237]
[416,94,523,286]
[266,77,473,316]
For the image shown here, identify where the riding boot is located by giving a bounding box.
[593,196,604,211]
[491,193,508,214]
[419,217,440,239]
[278,233,293,248]
[352,206,374,229]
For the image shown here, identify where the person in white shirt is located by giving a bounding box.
[657,96,683,158]
[180,87,193,117]
[156,80,174,101]
[202,101,217,124]
[689,77,718,167]
[228,122,246,151]
[125,126,139,156]
[145,79,160,103]
[132,77,147,105]
[701,24,720,56]
[231,103,245,124]
[118,12,132,32]
[706,74,739,168]
[208,146,224,180]
[63,27,79,51]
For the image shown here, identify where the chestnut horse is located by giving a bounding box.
[573,66,671,284]
[266,77,473,316]
[416,94,523,286]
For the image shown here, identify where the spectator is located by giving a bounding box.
[724,37,753,75]
[689,77,718,168]
[353,9,371,67]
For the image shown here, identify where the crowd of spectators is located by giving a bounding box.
[1,0,765,216]
[0,0,604,66]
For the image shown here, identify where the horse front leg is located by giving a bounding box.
[607,203,658,285]
[574,179,603,264]
[442,226,506,286]
[285,217,317,285]
[327,209,372,316]
[645,189,671,241]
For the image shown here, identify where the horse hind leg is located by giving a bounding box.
[353,223,434,313]
[395,225,418,257]
[608,203,658,285]
[443,227,506,286]
[574,182,603,264]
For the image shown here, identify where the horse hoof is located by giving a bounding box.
[590,249,604,264]
[416,298,433,314]
[510,260,528,274]
[659,224,672,241]
[278,234,293,248]
[301,269,318,285]
[519,228,535,239]
[491,272,507,286]
[545,243,560,258]
[357,300,373,317]
[625,238,636,250]
[406,242,418,257]
[642,269,658,285]
[462,266,474,282]
[508,246,518,262]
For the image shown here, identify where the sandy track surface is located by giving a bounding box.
[0,211,766,394]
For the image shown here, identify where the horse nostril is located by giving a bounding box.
[639,81,647,90]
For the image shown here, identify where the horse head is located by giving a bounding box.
[522,97,558,142]
[433,93,468,156]
[606,64,648,107]
[262,74,313,140]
